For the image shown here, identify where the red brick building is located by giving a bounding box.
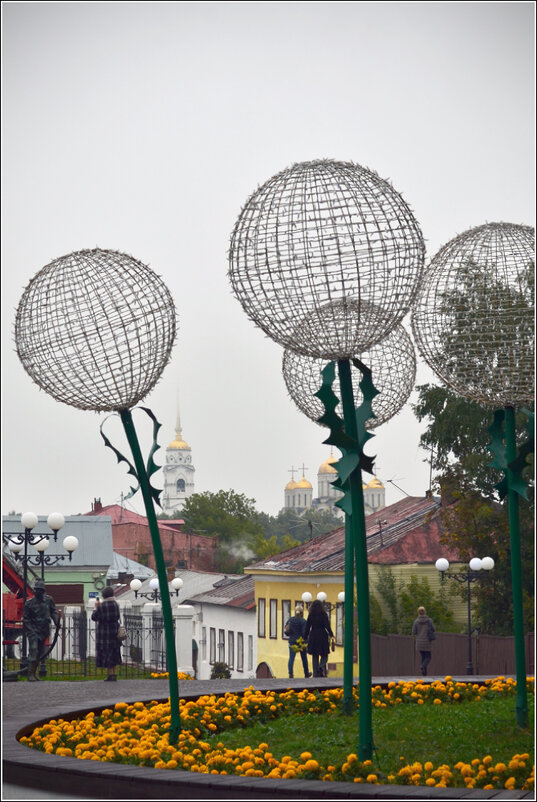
[86,500,217,573]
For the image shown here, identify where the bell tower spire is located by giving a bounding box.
[161,385,195,513]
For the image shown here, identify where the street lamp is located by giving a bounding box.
[2,512,78,670]
[436,556,495,674]
[130,576,183,602]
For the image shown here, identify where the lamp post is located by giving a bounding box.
[130,576,183,602]
[2,512,78,670]
[435,556,495,674]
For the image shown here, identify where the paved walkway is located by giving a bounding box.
[3,675,532,801]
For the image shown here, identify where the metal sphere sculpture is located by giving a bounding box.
[411,223,534,407]
[229,159,425,358]
[283,318,416,428]
[15,248,176,412]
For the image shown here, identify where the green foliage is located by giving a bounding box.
[210,661,231,679]
[413,386,534,635]
[439,486,534,634]
[257,507,342,545]
[178,492,342,571]
[371,567,460,635]
[181,490,265,573]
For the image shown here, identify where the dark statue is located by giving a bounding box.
[22,579,59,681]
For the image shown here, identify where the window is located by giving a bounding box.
[237,632,244,671]
[269,599,277,639]
[201,626,207,661]
[228,631,234,668]
[248,635,253,671]
[336,603,344,646]
[282,600,291,639]
[176,478,185,492]
[324,602,332,623]
[209,628,216,664]
[258,598,266,637]
[218,629,225,663]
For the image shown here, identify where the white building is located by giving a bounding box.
[187,575,256,680]
[282,455,385,518]
[112,569,256,680]
[161,404,195,514]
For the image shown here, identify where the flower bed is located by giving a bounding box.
[19,677,534,790]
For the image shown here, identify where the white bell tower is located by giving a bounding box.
[161,396,195,514]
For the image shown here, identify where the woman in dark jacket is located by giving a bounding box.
[304,599,334,678]
[412,606,435,676]
[91,586,122,681]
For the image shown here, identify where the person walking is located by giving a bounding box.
[412,605,436,676]
[284,605,311,678]
[91,586,122,681]
[304,599,334,678]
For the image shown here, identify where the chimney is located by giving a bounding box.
[92,497,103,513]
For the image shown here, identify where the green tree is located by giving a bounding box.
[413,386,534,635]
[257,507,342,547]
[181,490,265,573]
[371,566,460,635]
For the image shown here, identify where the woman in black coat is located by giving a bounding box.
[91,586,122,681]
[304,599,334,678]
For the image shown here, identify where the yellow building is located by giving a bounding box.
[246,494,465,679]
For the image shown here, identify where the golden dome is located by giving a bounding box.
[367,476,384,488]
[296,476,312,489]
[319,456,338,475]
[168,427,189,449]
[285,479,298,491]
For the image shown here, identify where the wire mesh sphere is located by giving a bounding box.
[15,248,177,412]
[282,318,416,429]
[229,159,425,359]
[411,222,534,407]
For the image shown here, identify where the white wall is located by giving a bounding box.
[191,602,256,681]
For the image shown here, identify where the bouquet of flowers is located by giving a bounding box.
[291,636,307,653]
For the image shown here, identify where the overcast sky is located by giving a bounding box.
[2,2,535,520]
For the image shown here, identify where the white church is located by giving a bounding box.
[283,455,385,517]
[161,407,196,514]
[159,402,385,519]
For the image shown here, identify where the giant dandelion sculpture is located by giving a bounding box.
[15,248,182,742]
[412,221,534,728]
[283,319,416,429]
[230,159,425,758]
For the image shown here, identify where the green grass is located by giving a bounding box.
[3,658,154,681]
[203,695,534,770]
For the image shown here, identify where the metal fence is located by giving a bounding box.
[2,607,171,679]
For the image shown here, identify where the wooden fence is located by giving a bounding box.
[371,631,534,677]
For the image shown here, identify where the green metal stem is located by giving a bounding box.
[505,405,528,728]
[342,515,355,714]
[337,360,373,760]
[120,409,181,744]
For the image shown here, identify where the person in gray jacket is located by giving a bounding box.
[412,606,435,676]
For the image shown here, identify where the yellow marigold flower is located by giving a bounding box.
[366,774,378,783]
[300,751,312,761]
[304,760,319,771]
[433,698,442,705]
[504,777,517,789]
[495,763,507,773]
[347,753,358,764]
[483,755,493,766]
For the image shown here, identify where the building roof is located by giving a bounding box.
[187,575,255,610]
[2,515,113,569]
[107,552,155,581]
[246,495,459,574]
[85,503,185,533]
[115,568,238,604]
